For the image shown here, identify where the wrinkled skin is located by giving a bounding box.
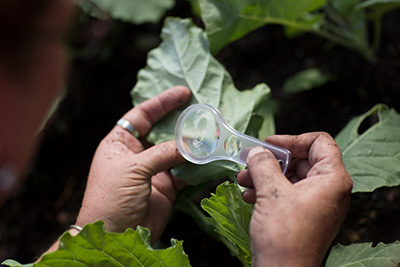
[0,0,352,262]
[237,132,353,266]
[76,86,191,244]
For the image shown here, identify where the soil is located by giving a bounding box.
[1,1,400,266]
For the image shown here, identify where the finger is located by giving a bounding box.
[152,171,186,204]
[264,132,325,159]
[307,133,343,169]
[246,147,292,195]
[241,188,256,204]
[143,171,186,245]
[290,133,345,178]
[236,169,253,188]
[267,133,351,192]
[290,158,312,180]
[265,132,344,170]
[113,86,191,153]
[124,86,191,136]
[135,140,186,177]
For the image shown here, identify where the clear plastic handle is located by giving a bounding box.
[175,103,291,174]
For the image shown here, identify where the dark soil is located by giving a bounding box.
[1,1,400,266]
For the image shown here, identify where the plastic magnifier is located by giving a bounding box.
[175,103,291,174]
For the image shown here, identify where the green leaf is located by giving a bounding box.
[201,182,253,266]
[1,260,33,267]
[131,17,274,185]
[282,68,334,94]
[172,161,239,186]
[356,0,400,11]
[197,0,326,53]
[335,104,400,193]
[88,0,175,24]
[246,99,276,139]
[284,13,325,38]
[34,221,191,267]
[187,0,202,16]
[326,242,400,267]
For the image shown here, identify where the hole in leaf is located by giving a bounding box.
[358,112,379,135]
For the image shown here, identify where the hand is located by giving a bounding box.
[76,86,191,243]
[237,132,353,267]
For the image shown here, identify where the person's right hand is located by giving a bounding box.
[236,132,353,267]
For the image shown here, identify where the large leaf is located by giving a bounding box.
[131,17,274,185]
[88,0,175,24]
[326,242,400,266]
[32,221,191,267]
[201,182,253,266]
[335,104,400,193]
[198,0,376,60]
[171,161,239,186]
[197,0,326,53]
[245,99,276,139]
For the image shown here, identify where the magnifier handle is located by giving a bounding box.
[224,128,291,174]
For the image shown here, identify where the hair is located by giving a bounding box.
[0,0,53,74]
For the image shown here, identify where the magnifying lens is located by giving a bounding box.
[175,103,291,174]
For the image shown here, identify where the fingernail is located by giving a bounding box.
[247,147,265,160]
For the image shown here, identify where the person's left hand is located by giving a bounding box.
[76,86,191,243]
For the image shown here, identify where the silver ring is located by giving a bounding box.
[116,118,139,138]
[69,224,83,232]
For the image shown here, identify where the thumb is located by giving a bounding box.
[246,147,291,193]
[137,140,186,176]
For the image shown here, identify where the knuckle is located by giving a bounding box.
[316,132,335,143]
[129,162,153,178]
[318,131,331,137]
[307,131,334,141]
